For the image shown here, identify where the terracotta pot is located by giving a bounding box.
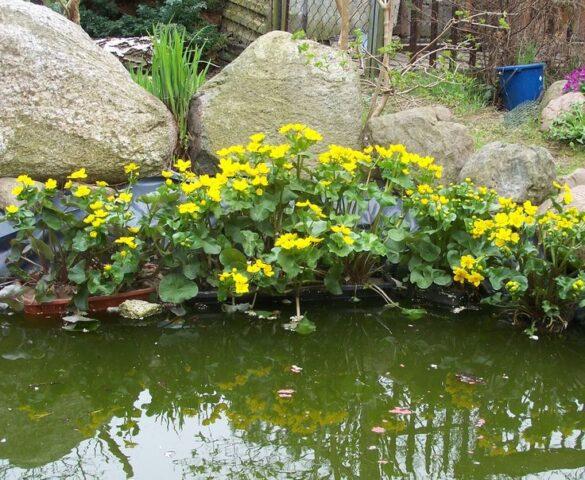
[23,287,156,317]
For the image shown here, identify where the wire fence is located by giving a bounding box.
[286,0,373,44]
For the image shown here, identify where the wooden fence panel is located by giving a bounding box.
[223,0,274,45]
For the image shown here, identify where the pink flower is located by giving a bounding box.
[371,426,386,434]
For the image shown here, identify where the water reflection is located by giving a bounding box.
[0,306,583,479]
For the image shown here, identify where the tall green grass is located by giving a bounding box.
[132,24,208,151]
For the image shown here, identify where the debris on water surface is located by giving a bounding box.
[290,365,303,373]
[371,426,386,434]
[476,418,486,427]
[367,445,377,450]
[455,373,486,385]
[119,300,163,320]
[277,389,295,398]
[62,314,100,332]
[389,407,413,415]
[529,335,539,341]
[430,364,438,369]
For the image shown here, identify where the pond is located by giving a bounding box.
[0,304,584,479]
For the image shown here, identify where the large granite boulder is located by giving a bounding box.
[366,106,474,182]
[541,92,585,131]
[540,80,567,110]
[458,142,556,204]
[0,0,177,183]
[188,31,362,169]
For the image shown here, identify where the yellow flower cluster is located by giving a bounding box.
[124,162,140,174]
[275,233,323,250]
[114,236,137,249]
[219,269,250,294]
[375,145,443,179]
[331,224,355,245]
[295,200,326,218]
[178,202,201,215]
[470,198,537,248]
[279,124,323,142]
[246,259,274,277]
[452,255,485,287]
[318,145,371,174]
[553,182,573,205]
[538,208,582,233]
[573,279,585,292]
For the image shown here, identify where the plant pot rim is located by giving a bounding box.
[23,287,156,316]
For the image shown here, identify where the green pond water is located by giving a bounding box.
[0,303,584,479]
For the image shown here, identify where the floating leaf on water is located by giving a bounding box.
[222,303,251,314]
[371,426,386,434]
[401,308,427,320]
[62,314,100,332]
[455,373,486,385]
[389,407,413,415]
[293,317,316,335]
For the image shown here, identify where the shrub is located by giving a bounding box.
[3,126,584,331]
[79,0,227,56]
[563,65,585,94]
[131,24,208,152]
[548,102,585,146]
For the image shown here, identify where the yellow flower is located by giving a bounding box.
[117,192,133,203]
[233,179,249,192]
[342,235,354,245]
[96,181,109,187]
[296,200,325,218]
[453,267,467,284]
[73,185,91,198]
[275,233,322,250]
[68,168,87,180]
[16,175,35,187]
[331,224,352,236]
[11,185,23,196]
[181,181,201,195]
[5,205,19,214]
[466,271,485,287]
[128,226,140,234]
[460,255,476,269]
[89,231,98,238]
[124,163,139,174]
[64,180,73,189]
[89,200,103,210]
[506,281,520,293]
[247,259,274,277]
[104,264,112,271]
[249,133,266,144]
[255,188,263,196]
[45,179,57,190]
[114,236,137,249]
[573,279,585,291]
[178,202,200,215]
[162,170,174,179]
[174,159,192,173]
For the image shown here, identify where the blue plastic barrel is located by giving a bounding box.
[496,63,545,110]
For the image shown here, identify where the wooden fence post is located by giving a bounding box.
[429,0,439,66]
[409,0,423,62]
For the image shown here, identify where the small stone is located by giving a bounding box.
[118,300,163,320]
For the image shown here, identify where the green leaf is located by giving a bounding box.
[30,237,54,262]
[202,240,221,255]
[73,287,89,311]
[295,317,316,335]
[158,273,199,304]
[68,260,87,285]
[415,240,441,263]
[219,247,247,270]
[240,230,261,257]
[182,261,201,280]
[72,231,89,252]
[324,263,343,295]
[387,228,406,242]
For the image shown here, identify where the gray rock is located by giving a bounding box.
[188,31,362,169]
[458,142,556,204]
[366,106,474,182]
[541,92,585,131]
[541,80,567,110]
[0,177,43,209]
[118,299,163,319]
[0,0,177,183]
[561,168,585,189]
